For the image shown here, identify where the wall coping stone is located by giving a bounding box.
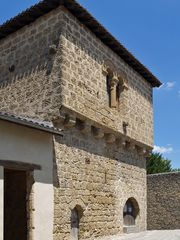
[147,171,180,177]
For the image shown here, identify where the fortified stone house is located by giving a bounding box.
[0,0,161,240]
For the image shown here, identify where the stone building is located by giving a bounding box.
[0,0,161,239]
[147,172,180,230]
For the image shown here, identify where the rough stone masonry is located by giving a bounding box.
[0,0,161,239]
[147,172,180,230]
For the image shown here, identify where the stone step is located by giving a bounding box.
[123,226,139,234]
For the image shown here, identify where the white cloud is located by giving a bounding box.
[166,81,175,89]
[158,81,175,90]
[153,145,173,154]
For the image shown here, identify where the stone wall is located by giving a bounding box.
[0,7,65,120]
[0,4,153,239]
[147,172,180,230]
[53,129,147,240]
[0,5,153,145]
[59,8,153,147]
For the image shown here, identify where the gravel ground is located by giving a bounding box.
[96,230,180,240]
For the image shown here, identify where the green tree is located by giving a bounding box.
[146,153,172,174]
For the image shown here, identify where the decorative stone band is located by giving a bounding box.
[53,105,153,156]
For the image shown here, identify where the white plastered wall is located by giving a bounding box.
[0,167,3,240]
[0,120,54,240]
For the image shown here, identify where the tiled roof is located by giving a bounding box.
[0,112,62,135]
[0,0,161,87]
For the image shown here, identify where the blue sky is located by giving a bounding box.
[0,0,179,168]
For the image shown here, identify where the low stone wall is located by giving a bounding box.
[147,172,180,230]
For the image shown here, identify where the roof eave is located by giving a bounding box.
[0,113,63,136]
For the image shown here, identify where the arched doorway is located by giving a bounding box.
[70,205,83,240]
[123,198,139,227]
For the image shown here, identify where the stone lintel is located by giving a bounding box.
[0,160,41,171]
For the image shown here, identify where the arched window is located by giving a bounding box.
[71,208,79,240]
[123,198,139,226]
[105,68,112,107]
[103,64,128,109]
[106,71,120,108]
[70,205,83,240]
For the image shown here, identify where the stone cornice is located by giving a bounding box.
[53,105,153,156]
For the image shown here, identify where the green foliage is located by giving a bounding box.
[146,153,172,174]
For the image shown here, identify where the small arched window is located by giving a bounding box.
[103,63,128,109]
[123,198,139,226]
[106,70,113,107]
[106,71,120,108]
[71,208,79,240]
[70,205,83,240]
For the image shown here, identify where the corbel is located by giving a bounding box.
[144,149,152,157]
[52,112,66,128]
[63,114,76,128]
[105,133,116,144]
[116,137,126,148]
[137,147,147,156]
[126,141,136,152]
[76,119,91,134]
[92,126,104,139]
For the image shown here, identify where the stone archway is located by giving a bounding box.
[123,197,140,233]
